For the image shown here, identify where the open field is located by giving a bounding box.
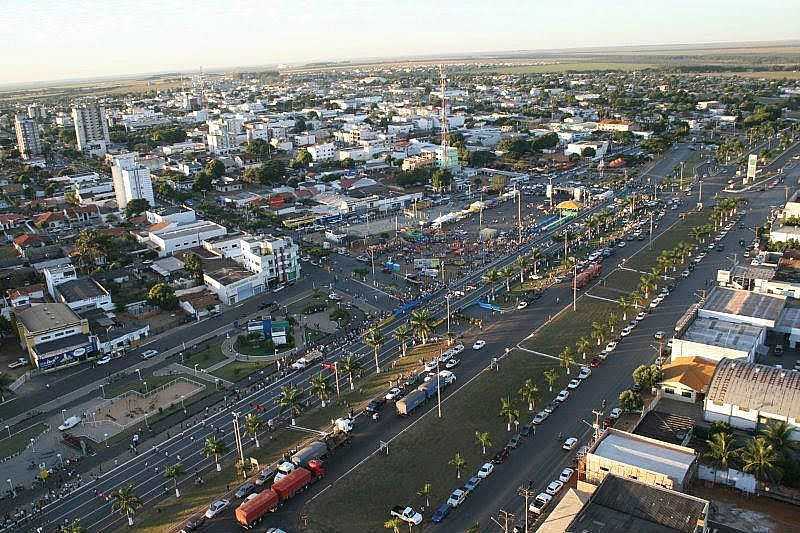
[702,70,800,80]
[484,62,656,74]
[0,423,48,459]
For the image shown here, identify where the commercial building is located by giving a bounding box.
[52,277,113,312]
[585,428,697,491]
[72,105,110,155]
[15,303,97,371]
[14,114,43,160]
[111,153,155,210]
[658,356,716,403]
[149,220,227,257]
[307,142,336,161]
[704,358,800,439]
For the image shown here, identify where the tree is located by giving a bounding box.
[518,379,540,411]
[704,431,738,485]
[310,372,333,408]
[192,172,213,192]
[484,269,501,300]
[60,520,86,533]
[475,431,492,455]
[632,364,663,390]
[339,354,361,391]
[292,148,312,169]
[394,324,412,357]
[124,198,150,218]
[543,369,558,392]
[409,309,435,345]
[449,452,466,479]
[74,229,106,271]
[243,413,264,448]
[164,463,185,498]
[417,482,433,507]
[203,436,227,472]
[591,321,606,346]
[182,252,204,283]
[759,420,800,459]
[582,146,596,158]
[559,347,574,375]
[148,283,177,310]
[618,390,643,413]
[576,337,592,362]
[111,484,143,526]
[384,518,402,533]
[278,385,303,424]
[431,169,452,192]
[205,159,225,179]
[363,326,385,374]
[741,436,782,485]
[499,397,519,432]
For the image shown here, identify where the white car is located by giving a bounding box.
[562,437,578,451]
[532,411,549,424]
[545,480,564,495]
[477,462,494,478]
[141,349,158,359]
[450,344,465,355]
[385,388,403,401]
[578,367,591,379]
[447,488,467,508]
[653,331,666,340]
[635,312,647,322]
[620,325,634,337]
[96,355,112,365]
[609,407,622,419]
[603,341,618,354]
[472,340,486,350]
[328,292,341,301]
[445,358,460,370]
[529,493,553,515]
[559,468,575,483]
[681,269,690,278]
[424,360,439,372]
[517,301,528,310]
[290,357,310,371]
[58,416,81,431]
[7,357,28,369]
[556,390,570,402]
[567,378,581,389]
[649,298,662,309]
[204,499,230,518]
[617,241,627,248]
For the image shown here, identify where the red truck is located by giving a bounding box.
[234,460,326,528]
[575,263,602,289]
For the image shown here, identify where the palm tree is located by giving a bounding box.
[515,255,531,284]
[384,517,403,533]
[741,436,782,486]
[465,523,481,533]
[111,484,142,527]
[606,312,618,333]
[364,326,385,374]
[243,413,264,448]
[529,248,543,277]
[484,269,501,300]
[310,372,333,408]
[417,482,433,508]
[475,431,492,455]
[409,309,435,345]
[559,346,575,375]
[500,266,514,292]
[278,385,304,425]
[617,297,632,321]
[576,337,592,361]
[499,397,519,431]
[60,520,86,533]
[449,452,466,479]
[394,324,412,357]
[544,368,558,392]
[339,354,361,391]
[164,463,185,498]
[203,436,227,472]
[591,321,606,346]
[704,432,738,485]
[639,275,655,298]
[759,420,800,459]
[518,379,540,411]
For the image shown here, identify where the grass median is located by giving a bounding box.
[0,423,49,459]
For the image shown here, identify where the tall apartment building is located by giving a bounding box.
[14,115,43,160]
[111,153,154,210]
[27,104,45,120]
[72,105,110,155]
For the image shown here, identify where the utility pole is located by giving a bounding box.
[548,176,554,207]
[518,486,537,533]
[446,294,451,336]
[436,352,443,419]
[490,510,516,533]
[573,262,578,311]
[517,185,523,242]
[232,412,246,476]
[649,213,654,251]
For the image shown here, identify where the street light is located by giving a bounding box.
[194,364,199,376]
[30,438,35,453]
[143,381,148,394]
[4,425,9,438]
[104,433,109,447]
[6,479,14,498]
[61,409,67,423]
[57,453,62,466]
[135,368,142,381]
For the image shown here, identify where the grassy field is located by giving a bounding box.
[183,344,228,368]
[0,423,49,459]
[626,211,709,271]
[210,361,276,383]
[704,70,800,80]
[486,62,655,74]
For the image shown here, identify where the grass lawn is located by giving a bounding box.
[210,361,277,383]
[102,373,199,399]
[183,344,228,368]
[0,423,49,459]
[525,298,621,356]
[484,62,655,74]
[625,211,710,271]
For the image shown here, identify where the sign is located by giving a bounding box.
[413,258,441,270]
[746,154,758,181]
[36,340,97,370]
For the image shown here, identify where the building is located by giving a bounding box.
[72,105,110,155]
[307,142,336,162]
[564,475,709,533]
[111,153,155,210]
[149,220,227,257]
[52,277,113,312]
[658,356,716,403]
[15,115,43,160]
[597,119,636,132]
[43,262,78,299]
[15,303,97,371]
[704,358,800,439]
[585,428,697,491]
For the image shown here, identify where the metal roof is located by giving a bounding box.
[681,317,762,352]
[706,358,800,420]
[591,430,696,486]
[702,287,785,323]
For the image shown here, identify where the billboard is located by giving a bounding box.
[413,258,441,270]
[746,154,758,181]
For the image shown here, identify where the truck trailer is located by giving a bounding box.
[396,389,427,416]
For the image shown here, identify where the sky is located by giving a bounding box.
[2,0,799,85]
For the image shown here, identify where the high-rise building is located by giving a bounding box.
[27,104,45,120]
[72,105,110,155]
[111,153,154,211]
[14,115,43,160]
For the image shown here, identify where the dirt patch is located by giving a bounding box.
[690,484,800,533]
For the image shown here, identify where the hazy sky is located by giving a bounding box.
[3,0,799,84]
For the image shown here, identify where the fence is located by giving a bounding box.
[8,370,32,392]
[94,377,205,429]
[697,464,757,494]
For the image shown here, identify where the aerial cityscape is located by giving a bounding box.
[2,2,800,533]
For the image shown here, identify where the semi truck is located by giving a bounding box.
[274,418,353,481]
[574,263,602,289]
[396,389,427,416]
[235,460,326,528]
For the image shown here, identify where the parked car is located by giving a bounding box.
[445,358,460,370]
[567,378,581,389]
[464,476,481,494]
[545,480,564,495]
[529,493,553,515]
[609,407,622,419]
[620,325,634,337]
[492,447,510,464]
[366,398,386,413]
[517,301,528,310]
[447,488,467,508]
[431,503,451,523]
[635,311,647,321]
[507,434,521,449]
[385,387,403,401]
[603,341,618,354]
[477,462,495,478]
[559,468,575,483]
[556,390,570,402]
[590,357,601,368]
[204,499,230,519]
[234,482,255,499]
[141,349,158,359]
[562,437,578,451]
[578,367,591,379]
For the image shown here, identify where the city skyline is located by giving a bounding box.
[3,0,799,85]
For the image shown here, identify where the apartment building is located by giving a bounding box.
[111,153,155,210]
[15,114,43,160]
[72,105,110,155]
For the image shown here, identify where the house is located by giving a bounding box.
[6,283,46,307]
[13,234,48,257]
[704,358,800,439]
[83,309,149,355]
[0,213,25,230]
[178,289,221,319]
[14,303,97,371]
[52,277,114,312]
[658,356,716,403]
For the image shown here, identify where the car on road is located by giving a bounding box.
[96,355,111,365]
[590,357,601,368]
[424,359,439,372]
[635,311,647,322]
[578,367,591,379]
[204,499,230,519]
[567,378,581,389]
[556,389,570,402]
[472,340,486,350]
[603,341,618,354]
[447,488,467,508]
[620,325,634,337]
[255,467,276,486]
[234,482,256,499]
[366,398,386,413]
[179,516,206,533]
[681,269,691,278]
[520,422,533,437]
[617,241,627,248]
[653,331,666,340]
[445,358,460,370]
[327,292,341,301]
[141,349,158,359]
[529,493,553,515]
[562,437,579,451]
[517,300,528,310]
[385,387,403,401]
[431,503,451,523]
[464,476,481,494]
[492,447,510,464]
[559,468,575,483]
[649,298,663,309]
[7,357,28,369]
[449,344,465,355]
[478,462,495,478]
[507,434,522,449]
[609,407,622,419]
[545,480,564,495]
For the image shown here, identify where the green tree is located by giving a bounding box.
[576,337,592,361]
[60,520,86,533]
[243,413,264,448]
[384,518,402,533]
[394,324,412,357]
[417,482,433,507]
[431,169,452,192]
[543,368,558,392]
[292,148,312,169]
[363,326,385,374]
[278,385,303,424]
[310,372,333,408]
[475,431,492,455]
[518,379,540,411]
[741,436,782,485]
[147,283,177,310]
[559,346,575,375]
[759,420,800,459]
[163,463,185,498]
[483,269,501,300]
[182,252,204,283]
[205,159,225,179]
[449,452,466,479]
[499,397,520,432]
[111,484,143,527]
[632,364,663,390]
[203,436,227,472]
[339,354,361,391]
[409,309,435,345]
[704,431,738,485]
[618,389,643,413]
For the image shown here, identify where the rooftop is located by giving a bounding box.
[706,358,800,420]
[590,429,696,486]
[702,287,785,324]
[56,278,107,302]
[16,303,82,333]
[729,264,775,281]
[680,316,763,352]
[204,258,256,285]
[660,356,717,392]
[567,475,708,533]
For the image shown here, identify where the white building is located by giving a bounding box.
[43,263,78,299]
[307,142,336,162]
[111,153,155,210]
[15,115,42,160]
[565,140,608,159]
[72,105,110,155]
[149,220,227,257]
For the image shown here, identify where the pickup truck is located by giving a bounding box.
[390,506,423,525]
